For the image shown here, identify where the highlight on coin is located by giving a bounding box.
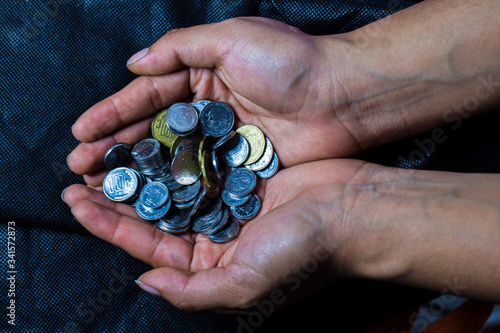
[101,100,279,243]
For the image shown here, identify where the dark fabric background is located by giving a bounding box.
[1,0,498,332]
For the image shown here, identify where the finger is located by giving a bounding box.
[68,116,151,175]
[83,169,109,187]
[70,199,193,269]
[63,184,139,220]
[136,264,255,313]
[72,70,189,143]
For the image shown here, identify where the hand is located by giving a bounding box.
[63,159,367,312]
[68,17,360,183]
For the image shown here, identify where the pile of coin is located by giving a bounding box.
[102,101,279,243]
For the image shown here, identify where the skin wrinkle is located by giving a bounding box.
[144,76,164,110]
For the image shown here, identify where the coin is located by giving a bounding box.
[222,134,249,167]
[174,196,197,210]
[171,149,201,185]
[204,207,230,235]
[198,101,235,137]
[207,217,240,243]
[135,197,171,221]
[138,182,169,209]
[166,102,199,136]
[192,206,223,233]
[212,130,236,150]
[245,138,274,172]
[222,189,252,207]
[188,185,207,217]
[156,207,191,234]
[190,100,211,114]
[256,153,279,179]
[193,195,223,222]
[225,168,257,198]
[200,150,218,190]
[152,108,179,148]
[104,143,132,170]
[171,179,201,203]
[103,167,140,202]
[230,194,261,220]
[211,150,227,184]
[236,125,266,165]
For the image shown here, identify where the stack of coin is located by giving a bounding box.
[103,167,148,203]
[102,100,279,243]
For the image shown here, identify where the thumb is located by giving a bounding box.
[125,19,239,76]
[135,265,255,312]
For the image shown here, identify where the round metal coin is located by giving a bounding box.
[245,138,274,172]
[198,101,234,137]
[152,108,179,148]
[135,197,171,221]
[103,167,140,202]
[104,143,132,170]
[204,207,230,235]
[222,134,249,167]
[212,130,236,150]
[171,179,201,203]
[157,207,191,233]
[171,149,201,185]
[207,217,240,243]
[236,125,266,165]
[190,100,211,113]
[256,153,279,179]
[230,194,261,220]
[138,181,169,209]
[166,102,199,136]
[222,189,252,207]
[225,168,257,198]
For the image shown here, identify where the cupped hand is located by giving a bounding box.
[68,17,363,182]
[63,159,367,313]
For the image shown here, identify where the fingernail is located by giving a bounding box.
[61,187,68,203]
[127,48,149,65]
[135,280,160,296]
[66,154,71,167]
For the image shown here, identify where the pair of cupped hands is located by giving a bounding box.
[64,16,500,312]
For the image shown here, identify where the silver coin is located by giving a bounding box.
[171,179,201,203]
[190,100,211,114]
[207,217,240,243]
[103,167,140,202]
[191,206,224,233]
[245,138,274,172]
[173,137,202,157]
[230,194,261,220]
[135,197,171,221]
[104,143,132,169]
[188,185,207,217]
[212,130,236,150]
[156,207,191,233]
[225,168,257,198]
[222,134,249,167]
[198,101,235,137]
[132,139,168,174]
[138,182,169,209]
[193,195,223,222]
[174,196,197,210]
[204,207,230,235]
[256,153,279,179]
[222,189,252,207]
[166,103,199,136]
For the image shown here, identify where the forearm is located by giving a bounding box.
[324,0,500,149]
[336,166,500,302]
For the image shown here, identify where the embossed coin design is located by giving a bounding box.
[138,181,169,209]
[225,168,257,198]
[152,108,179,148]
[256,153,279,179]
[208,217,240,243]
[231,194,261,220]
[222,134,249,167]
[104,143,132,170]
[166,102,199,136]
[135,197,171,221]
[236,125,266,165]
[245,138,274,172]
[103,167,140,202]
[199,101,235,137]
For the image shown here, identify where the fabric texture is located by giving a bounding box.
[1,0,498,332]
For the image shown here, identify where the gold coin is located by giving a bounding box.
[236,125,265,165]
[151,108,179,148]
[200,150,218,190]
